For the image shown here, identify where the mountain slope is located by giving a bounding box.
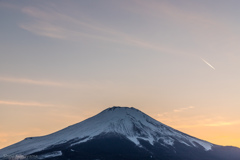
[1,107,240,160]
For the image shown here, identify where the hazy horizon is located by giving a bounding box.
[1,0,240,149]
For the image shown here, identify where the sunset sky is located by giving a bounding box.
[1,0,240,149]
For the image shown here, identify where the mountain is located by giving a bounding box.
[1,106,240,160]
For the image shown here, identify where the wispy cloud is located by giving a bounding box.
[6,1,227,70]
[0,77,67,87]
[200,58,216,70]
[173,106,195,112]
[125,0,238,68]
[0,100,54,107]
[0,76,114,91]
[129,0,218,28]
[18,2,224,72]
[20,6,126,41]
[157,110,240,129]
[18,5,193,58]
[174,120,240,129]
[204,121,240,127]
[3,1,239,71]
[20,22,65,39]
[157,106,195,117]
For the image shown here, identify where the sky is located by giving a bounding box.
[1,0,240,149]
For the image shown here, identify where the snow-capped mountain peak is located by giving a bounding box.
[0,106,213,158]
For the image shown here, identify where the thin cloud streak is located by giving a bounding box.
[130,0,218,28]
[204,121,240,127]
[0,100,54,107]
[5,1,234,70]
[200,58,215,70]
[157,106,196,117]
[19,3,221,72]
[20,22,65,39]
[174,120,240,129]
[0,76,115,90]
[157,110,240,129]
[173,106,195,112]
[0,77,67,87]
[19,6,193,57]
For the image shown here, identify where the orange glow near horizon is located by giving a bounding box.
[159,119,240,148]
[1,106,240,149]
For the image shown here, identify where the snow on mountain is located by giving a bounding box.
[0,107,213,157]
[38,151,62,159]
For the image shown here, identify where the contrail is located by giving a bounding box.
[200,58,215,70]
[0,100,54,107]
